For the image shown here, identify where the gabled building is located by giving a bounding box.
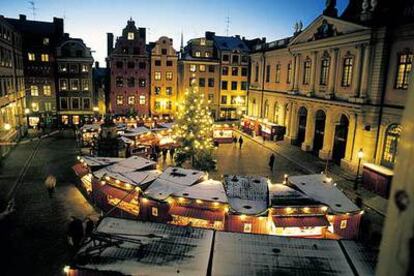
[107,18,150,116]
[92,61,108,117]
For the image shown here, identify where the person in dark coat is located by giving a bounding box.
[162,148,168,162]
[68,216,84,247]
[238,136,244,149]
[269,154,275,171]
[169,147,175,159]
[84,217,95,237]
[232,136,237,146]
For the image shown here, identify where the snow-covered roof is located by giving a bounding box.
[93,156,156,180]
[80,156,124,167]
[120,136,134,144]
[144,167,206,201]
[268,183,321,206]
[80,123,100,131]
[288,174,360,214]
[123,126,150,137]
[73,217,213,276]
[212,231,357,276]
[95,169,161,188]
[173,179,228,203]
[158,122,173,129]
[223,176,269,215]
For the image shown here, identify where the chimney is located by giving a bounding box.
[205,31,215,40]
[235,35,240,39]
[95,61,100,68]
[53,17,64,36]
[107,33,114,56]
[19,14,27,21]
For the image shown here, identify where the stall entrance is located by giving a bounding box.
[313,110,326,155]
[294,107,307,146]
[332,115,349,164]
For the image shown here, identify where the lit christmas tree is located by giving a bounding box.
[173,78,216,171]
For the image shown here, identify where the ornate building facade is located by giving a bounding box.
[247,0,413,173]
[149,37,178,117]
[107,19,150,116]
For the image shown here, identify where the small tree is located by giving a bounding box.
[173,79,216,171]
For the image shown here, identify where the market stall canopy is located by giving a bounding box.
[122,126,150,137]
[99,185,138,203]
[169,205,225,221]
[173,179,228,203]
[223,176,269,215]
[271,215,330,228]
[268,183,321,206]
[95,169,161,189]
[80,123,101,132]
[288,174,360,214]
[120,136,134,144]
[80,156,124,168]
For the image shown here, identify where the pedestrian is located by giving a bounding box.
[268,153,275,171]
[263,135,266,143]
[84,217,95,237]
[68,216,84,248]
[232,135,237,146]
[44,175,56,198]
[162,148,168,162]
[238,136,244,149]
[169,147,175,159]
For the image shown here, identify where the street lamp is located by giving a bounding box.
[4,123,11,130]
[354,148,364,190]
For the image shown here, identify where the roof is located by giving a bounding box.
[268,183,321,206]
[223,176,269,215]
[5,16,62,36]
[95,169,161,188]
[73,217,213,275]
[173,179,227,203]
[80,156,124,168]
[123,126,150,137]
[169,205,225,221]
[213,35,249,52]
[340,240,378,276]
[80,123,100,132]
[288,174,360,214]
[103,156,156,173]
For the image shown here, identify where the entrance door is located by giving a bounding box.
[313,110,326,155]
[294,107,307,146]
[332,115,349,164]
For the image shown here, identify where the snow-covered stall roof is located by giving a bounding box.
[80,123,101,132]
[73,217,213,276]
[268,183,321,206]
[288,174,360,214]
[120,136,134,144]
[144,167,206,201]
[223,175,269,215]
[95,169,162,188]
[80,156,124,168]
[340,240,377,276]
[152,122,174,131]
[212,231,363,276]
[93,156,156,181]
[122,126,150,137]
[173,179,228,203]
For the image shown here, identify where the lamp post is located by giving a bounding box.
[353,148,364,190]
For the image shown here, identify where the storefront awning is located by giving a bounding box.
[72,163,89,178]
[272,216,330,228]
[99,184,138,203]
[169,205,225,221]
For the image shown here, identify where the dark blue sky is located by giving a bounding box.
[1,0,348,64]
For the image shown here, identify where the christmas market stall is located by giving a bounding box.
[240,115,260,136]
[213,124,234,144]
[362,163,394,198]
[152,122,177,149]
[79,123,101,147]
[259,119,286,141]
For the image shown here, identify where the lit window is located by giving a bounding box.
[200,38,206,45]
[82,79,89,91]
[275,64,281,83]
[43,38,49,45]
[303,59,311,85]
[44,102,52,111]
[116,95,123,105]
[154,87,161,95]
[70,79,79,91]
[263,100,269,118]
[60,79,68,91]
[166,71,173,80]
[59,64,67,72]
[154,72,161,80]
[381,124,401,169]
[128,96,135,105]
[139,79,146,87]
[320,58,330,86]
[139,95,146,104]
[166,87,172,95]
[155,101,161,110]
[190,64,196,72]
[30,85,39,96]
[116,77,123,87]
[340,219,347,229]
[341,57,353,87]
[81,64,89,72]
[395,52,413,89]
[28,53,35,61]
[128,32,134,40]
[41,54,49,62]
[195,51,201,57]
[31,102,39,112]
[205,52,210,58]
[273,103,280,123]
[243,223,252,233]
[43,85,51,96]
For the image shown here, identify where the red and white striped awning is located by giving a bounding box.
[272,216,330,228]
[169,206,225,221]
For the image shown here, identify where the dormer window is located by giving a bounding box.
[127,32,134,40]
[200,38,206,45]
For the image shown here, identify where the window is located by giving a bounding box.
[221,81,228,90]
[382,124,401,169]
[116,77,123,87]
[70,64,79,73]
[318,58,330,86]
[189,77,196,86]
[44,102,52,111]
[161,49,167,55]
[199,65,206,72]
[264,100,269,118]
[128,96,135,105]
[231,96,238,104]
[139,95,146,104]
[241,67,248,77]
[199,78,205,87]
[195,51,201,57]
[255,64,259,82]
[127,32,134,40]
[155,101,161,110]
[166,87,173,95]
[241,55,249,63]
[208,94,214,101]
[28,53,35,61]
[205,52,210,58]
[190,64,196,72]
[127,62,135,69]
[231,81,237,90]
[59,64,68,72]
[340,219,347,229]
[31,102,39,112]
[41,54,49,62]
[127,77,135,87]
[208,78,214,87]
[139,79,146,87]
[30,85,39,96]
[43,85,51,96]
[155,60,161,66]
[166,71,173,80]
[60,79,68,90]
[166,101,172,110]
[154,87,161,95]
[243,223,252,233]
[43,38,49,45]
[60,98,68,109]
[222,67,229,75]
[222,54,229,62]
[200,38,206,45]
[266,65,270,82]
[273,103,280,123]
[208,65,215,72]
[70,79,79,90]
[232,55,239,64]
[241,81,247,90]
[81,64,89,72]
[341,57,353,87]
[72,98,80,109]
[116,95,123,105]
[395,52,413,89]
[275,64,281,83]
[166,60,173,66]
[83,98,90,109]
[287,63,292,84]
[82,79,90,90]
[116,61,123,69]
[139,62,146,69]
[232,67,239,76]
[221,95,227,104]
[154,72,161,80]
[303,60,311,85]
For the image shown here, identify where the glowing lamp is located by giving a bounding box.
[321,206,328,212]
[142,198,148,203]
[196,199,203,204]
[357,148,364,159]
[240,214,246,220]
[4,123,11,130]
[24,108,30,114]
[63,266,70,274]
[100,180,106,185]
[213,201,219,207]
[360,210,365,215]
[105,176,110,181]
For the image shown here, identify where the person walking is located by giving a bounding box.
[268,154,275,172]
[238,136,244,149]
[169,147,175,159]
[263,135,266,144]
[68,216,84,248]
[44,175,56,198]
[232,135,237,147]
[162,148,168,162]
[84,217,95,237]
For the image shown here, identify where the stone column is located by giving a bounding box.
[289,57,295,91]
[309,51,318,94]
[352,45,363,97]
[279,102,286,127]
[359,44,371,99]
[328,48,338,96]
[301,108,315,152]
[293,54,301,91]
[319,111,335,160]
[284,102,296,143]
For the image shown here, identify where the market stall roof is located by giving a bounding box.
[99,185,138,203]
[268,183,321,206]
[80,123,101,131]
[173,179,228,203]
[122,126,150,137]
[120,136,134,144]
[104,156,156,173]
[95,169,162,189]
[72,217,213,276]
[223,175,269,215]
[80,156,124,168]
[340,240,377,276]
[271,215,330,228]
[169,205,225,221]
[288,174,360,214]
[72,163,89,178]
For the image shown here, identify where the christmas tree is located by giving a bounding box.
[173,78,216,171]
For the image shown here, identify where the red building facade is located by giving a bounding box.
[107,19,150,116]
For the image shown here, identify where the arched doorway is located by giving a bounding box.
[295,107,307,146]
[332,114,349,164]
[313,110,326,155]
[273,102,279,124]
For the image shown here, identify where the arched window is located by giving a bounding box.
[273,102,279,124]
[381,124,401,168]
[263,100,269,118]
